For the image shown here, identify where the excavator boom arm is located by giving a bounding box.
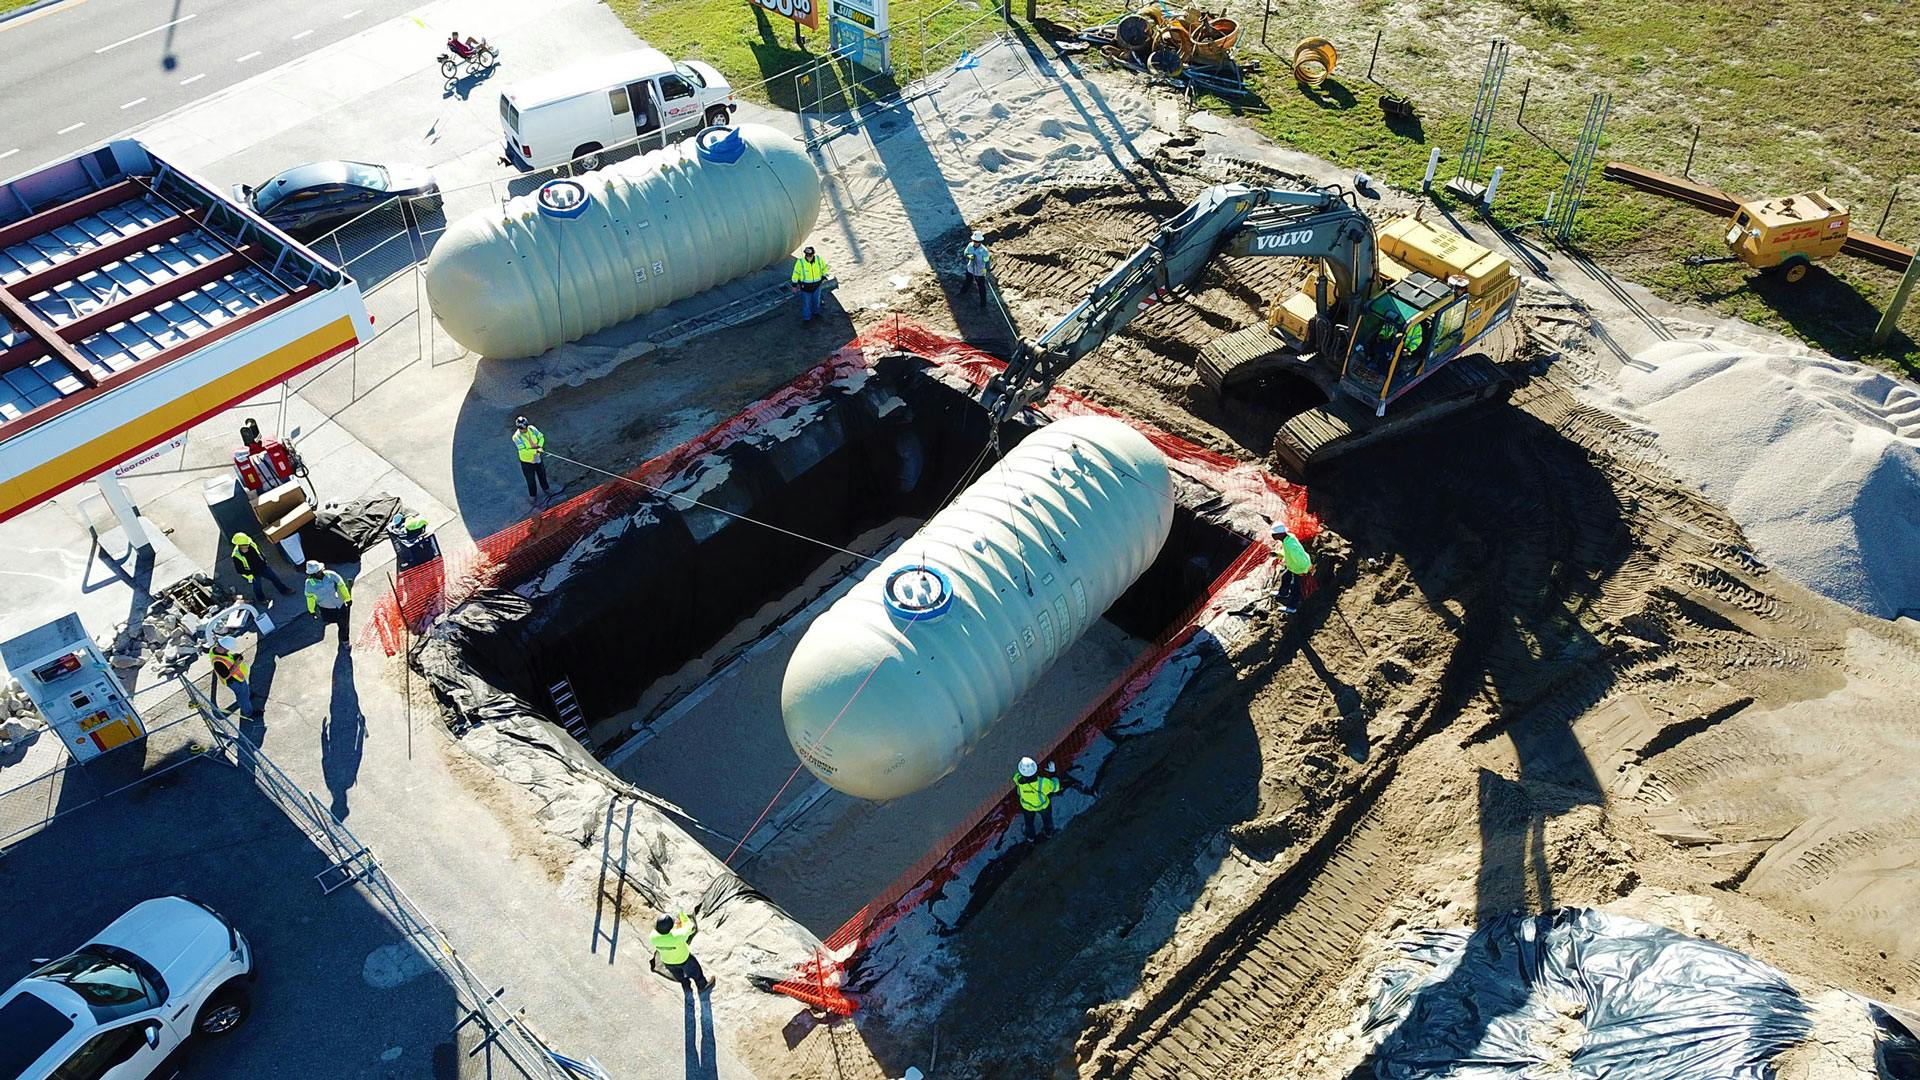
[985,183,1374,423]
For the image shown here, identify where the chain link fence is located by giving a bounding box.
[0,681,214,851]
[1,676,605,1080]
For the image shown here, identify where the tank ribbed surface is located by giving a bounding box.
[425,124,821,359]
[781,415,1174,801]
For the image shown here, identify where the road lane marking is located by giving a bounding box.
[0,149,19,162]
[121,97,148,109]
[180,73,206,86]
[94,13,196,53]
[341,9,364,18]
[234,50,262,63]
[291,29,313,40]
[56,122,86,135]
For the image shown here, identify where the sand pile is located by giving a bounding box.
[1618,341,1920,619]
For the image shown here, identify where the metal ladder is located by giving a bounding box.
[547,676,594,749]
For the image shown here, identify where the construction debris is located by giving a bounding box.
[1077,3,1259,96]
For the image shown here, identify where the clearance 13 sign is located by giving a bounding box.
[751,0,819,30]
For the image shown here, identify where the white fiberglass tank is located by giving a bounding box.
[425,124,821,359]
[781,415,1174,800]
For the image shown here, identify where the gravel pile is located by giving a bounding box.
[1620,341,1920,620]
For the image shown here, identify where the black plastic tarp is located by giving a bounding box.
[1361,908,1814,1079]
[301,495,403,563]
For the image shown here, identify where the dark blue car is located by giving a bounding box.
[234,161,439,241]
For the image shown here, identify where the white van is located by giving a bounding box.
[500,47,737,170]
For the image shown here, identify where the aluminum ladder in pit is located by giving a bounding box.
[548,676,594,750]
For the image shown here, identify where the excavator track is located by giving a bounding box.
[1273,353,1512,474]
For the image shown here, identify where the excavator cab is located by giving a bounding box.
[1339,272,1469,415]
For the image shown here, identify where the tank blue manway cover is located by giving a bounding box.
[1360,908,1815,1079]
[696,126,747,164]
[536,179,591,219]
[882,564,953,621]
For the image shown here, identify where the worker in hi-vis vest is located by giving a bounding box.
[304,561,353,646]
[1014,756,1066,841]
[962,230,992,306]
[229,531,290,604]
[1270,520,1314,614]
[790,245,829,323]
[208,636,257,719]
[649,911,709,989]
[512,415,552,501]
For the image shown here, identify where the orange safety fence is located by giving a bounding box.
[367,320,1318,655]
[768,537,1273,1015]
[360,319,1319,1017]
[762,321,1320,1014]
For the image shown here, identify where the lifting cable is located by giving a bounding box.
[543,436,991,863]
[544,452,885,567]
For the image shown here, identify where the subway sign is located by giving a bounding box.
[751,0,819,30]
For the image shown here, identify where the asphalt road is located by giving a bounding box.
[0,0,427,176]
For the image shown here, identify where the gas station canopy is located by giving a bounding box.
[0,140,371,523]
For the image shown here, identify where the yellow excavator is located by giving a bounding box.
[979,183,1521,472]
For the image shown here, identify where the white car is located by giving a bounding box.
[0,897,254,1080]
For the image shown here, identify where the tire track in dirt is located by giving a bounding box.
[1092,808,1401,1080]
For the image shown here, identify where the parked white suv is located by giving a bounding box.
[1,897,254,1080]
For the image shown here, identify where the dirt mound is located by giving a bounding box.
[812,157,1920,1079]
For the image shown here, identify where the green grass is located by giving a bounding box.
[0,0,45,15]
[603,0,1011,110]
[1191,0,1920,373]
[600,0,1920,372]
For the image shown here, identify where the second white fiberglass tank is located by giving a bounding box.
[780,414,1174,801]
[425,124,821,359]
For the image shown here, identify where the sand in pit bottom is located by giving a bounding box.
[605,542,1148,935]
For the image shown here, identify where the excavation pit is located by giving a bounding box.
[407,326,1303,939]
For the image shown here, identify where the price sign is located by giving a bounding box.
[750,0,818,31]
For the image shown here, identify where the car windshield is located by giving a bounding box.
[674,62,705,88]
[30,947,157,1020]
[0,993,74,1077]
[342,162,389,190]
[253,162,389,211]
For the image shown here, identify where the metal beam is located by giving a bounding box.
[0,179,146,252]
[57,246,259,343]
[5,210,199,298]
[0,338,50,376]
[0,287,98,387]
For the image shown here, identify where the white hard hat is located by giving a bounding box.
[306,560,324,574]
[1018,756,1038,777]
[217,636,240,651]
[971,231,984,242]
[1270,520,1290,537]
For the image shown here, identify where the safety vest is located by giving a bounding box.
[305,571,351,613]
[512,427,545,463]
[650,927,692,965]
[230,538,260,579]
[963,242,991,276]
[209,648,248,683]
[1014,773,1059,811]
[791,254,828,285]
[1403,321,1426,354]
[1275,533,1313,576]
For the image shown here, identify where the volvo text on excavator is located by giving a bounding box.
[977,183,1521,472]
